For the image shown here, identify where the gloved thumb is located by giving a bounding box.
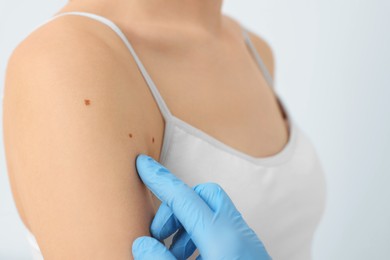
[132,236,176,260]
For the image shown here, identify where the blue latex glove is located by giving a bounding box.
[132,154,272,260]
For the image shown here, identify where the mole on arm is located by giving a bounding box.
[129,133,133,138]
[152,137,155,143]
[84,99,91,106]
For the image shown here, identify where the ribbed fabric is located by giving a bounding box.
[22,12,327,260]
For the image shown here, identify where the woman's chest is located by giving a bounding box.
[136,41,290,159]
[159,125,327,259]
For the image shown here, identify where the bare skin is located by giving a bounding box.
[3,0,288,259]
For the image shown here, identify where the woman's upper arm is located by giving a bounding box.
[3,25,156,259]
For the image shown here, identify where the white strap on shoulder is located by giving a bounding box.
[240,25,274,88]
[35,11,174,122]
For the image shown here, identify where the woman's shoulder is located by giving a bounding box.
[9,12,122,76]
[5,10,156,120]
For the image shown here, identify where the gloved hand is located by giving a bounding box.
[132,154,272,260]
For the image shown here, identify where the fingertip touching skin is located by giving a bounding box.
[135,155,214,241]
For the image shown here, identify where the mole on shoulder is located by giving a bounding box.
[129,133,133,138]
[152,137,155,143]
[84,99,91,106]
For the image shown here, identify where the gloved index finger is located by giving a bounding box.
[135,154,214,244]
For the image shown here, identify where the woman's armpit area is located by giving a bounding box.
[4,98,159,259]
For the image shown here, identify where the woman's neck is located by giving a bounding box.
[68,0,224,34]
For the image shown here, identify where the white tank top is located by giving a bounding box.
[22,11,327,260]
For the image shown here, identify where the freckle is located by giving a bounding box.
[152,137,155,143]
[129,133,133,138]
[84,99,91,106]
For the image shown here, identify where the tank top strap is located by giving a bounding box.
[34,12,273,120]
[240,25,274,88]
[43,11,173,122]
